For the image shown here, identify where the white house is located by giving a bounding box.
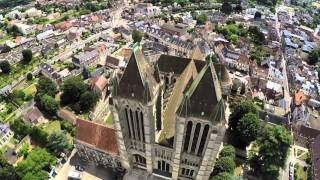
[0,123,14,148]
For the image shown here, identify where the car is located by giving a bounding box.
[75,165,85,172]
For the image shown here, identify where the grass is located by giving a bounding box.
[42,121,61,134]
[23,84,37,96]
[0,34,13,43]
[0,58,42,89]
[294,164,308,180]
[104,114,113,125]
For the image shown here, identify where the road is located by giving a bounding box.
[275,5,291,113]
[51,31,104,62]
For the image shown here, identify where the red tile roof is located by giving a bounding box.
[295,90,305,106]
[75,119,118,155]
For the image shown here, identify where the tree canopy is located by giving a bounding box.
[61,76,87,105]
[249,125,292,179]
[248,26,265,45]
[211,172,233,180]
[36,77,57,97]
[254,11,262,19]
[46,131,72,156]
[15,148,56,180]
[196,14,208,25]
[229,100,259,131]
[212,145,236,176]
[132,29,143,43]
[213,157,236,175]
[221,2,232,15]
[79,91,98,112]
[237,113,260,145]
[219,145,236,160]
[22,49,33,63]
[36,94,59,116]
[0,60,11,74]
[309,47,320,65]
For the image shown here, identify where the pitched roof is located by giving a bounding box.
[158,60,199,143]
[75,119,119,155]
[179,61,224,122]
[23,108,43,124]
[157,54,205,75]
[90,75,108,91]
[117,44,157,103]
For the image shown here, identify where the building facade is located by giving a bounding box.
[109,44,228,180]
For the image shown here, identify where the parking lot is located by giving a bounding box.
[54,150,117,180]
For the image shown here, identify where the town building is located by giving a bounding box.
[107,44,228,179]
[0,123,14,148]
[72,49,100,68]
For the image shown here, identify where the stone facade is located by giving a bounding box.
[109,44,228,180]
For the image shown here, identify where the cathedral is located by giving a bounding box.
[106,43,231,179]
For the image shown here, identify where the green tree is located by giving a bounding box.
[79,91,98,112]
[211,172,233,180]
[196,14,208,25]
[221,2,232,15]
[229,100,259,131]
[219,145,235,160]
[213,156,236,175]
[254,11,262,19]
[61,120,75,136]
[10,118,32,137]
[36,77,57,97]
[237,113,260,145]
[30,127,48,146]
[26,73,33,81]
[248,26,265,45]
[61,76,87,105]
[0,60,11,74]
[16,148,56,180]
[22,49,33,63]
[249,125,292,179]
[229,34,239,44]
[309,48,320,65]
[132,29,143,43]
[46,131,72,156]
[17,144,29,158]
[38,95,59,116]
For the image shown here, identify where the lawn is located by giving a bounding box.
[42,121,61,134]
[294,164,308,180]
[23,84,37,96]
[0,58,42,89]
[0,34,13,43]
[104,113,113,125]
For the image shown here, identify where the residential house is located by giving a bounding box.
[0,123,14,148]
[90,75,108,97]
[218,47,251,73]
[5,10,23,20]
[161,23,187,37]
[40,63,63,84]
[105,55,120,69]
[23,107,46,126]
[72,49,100,68]
[12,23,34,35]
[25,8,42,18]
[135,3,161,17]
